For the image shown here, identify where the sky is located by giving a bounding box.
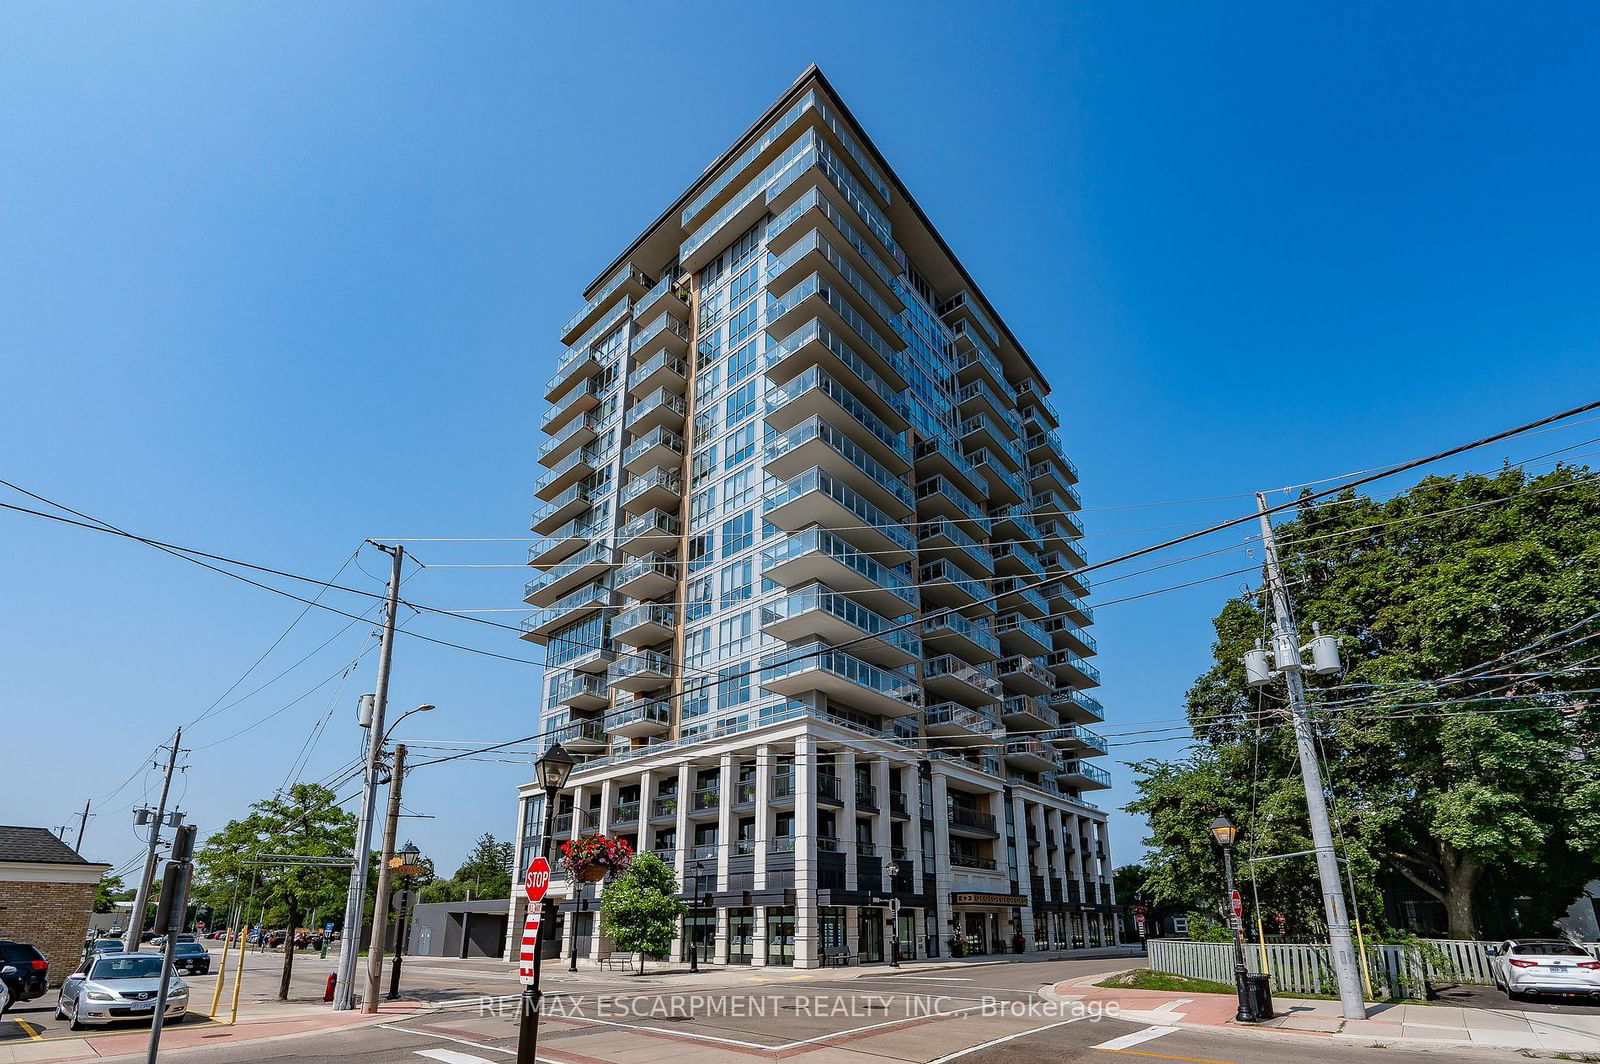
[2,2,1597,885]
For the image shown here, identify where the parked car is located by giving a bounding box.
[149,933,194,949]
[0,941,49,1003]
[1490,939,1600,1000]
[171,941,211,975]
[91,938,127,956]
[0,968,11,1020]
[55,953,188,1030]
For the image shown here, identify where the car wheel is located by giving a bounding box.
[68,1005,84,1032]
[171,1013,186,1025]
[54,999,66,1021]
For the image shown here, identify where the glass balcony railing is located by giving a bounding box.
[916,475,991,534]
[918,559,990,603]
[946,804,998,834]
[619,508,679,545]
[994,613,1050,650]
[1043,616,1098,653]
[520,580,609,635]
[921,610,1000,657]
[610,800,641,825]
[766,318,909,425]
[547,718,606,748]
[621,467,682,507]
[611,699,670,732]
[623,425,684,467]
[767,184,899,289]
[537,413,600,460]
[682,89,820,226]
[613,603,675,634]
[616,553,675,591]
[523,540,613,600]
[1002,694,1057,725]
[550,671,608,705]
[1055,688,1105,721]
[760,641,919,705]
[966,450,1030,501]
[680,129,819,264]
[562,265,650,339]
[763,467,916,554]
[766,365,911,466]
[534,444,605,496]
[991,542,1045,579]
[925,654,1001,699]
[938,290,1001,349]
[529,481,599,529]
[1060,760,1112,788]
[925,702,1002,736]
[629,312,689,354]
[768,273,907,384]
[992,577,1050,617]
[628,350,688,391]
[769,229,901,329]
[766,416,914,512]
[612,650,673,682]
[768,583,919,658]
[626,388,686,429]
[761,526,919,610]
[1048,651,1102,685]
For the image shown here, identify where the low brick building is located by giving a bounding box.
[0,827,110,984]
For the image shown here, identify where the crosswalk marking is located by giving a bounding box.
[415,1049,497,1064]
[1092,1025,1180,1051]
[924,1017,1088,1064]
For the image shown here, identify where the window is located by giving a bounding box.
[724,380,757,427]
[692,443,719,488]
[723,467,755,510]
[719,559,752,606]
[724,423,755,469]
[686,575,713,623]
[727,336,759,385]
[716,611,753,656]
[690,486,717,530]
[721,511,752,556]
[716,665,749,711]
[687,533,713,574]
[730,259,759,306]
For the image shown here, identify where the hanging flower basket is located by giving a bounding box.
[559,832,634,884]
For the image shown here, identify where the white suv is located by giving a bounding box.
[1490,938,1600,1000]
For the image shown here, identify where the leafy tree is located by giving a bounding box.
[192,783,356,999]
[1129,467,1600,940]
[453,833,514,899]
[599,853,685,974]
[95,872,133,914]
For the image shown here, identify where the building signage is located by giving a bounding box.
[950,892,1029,907]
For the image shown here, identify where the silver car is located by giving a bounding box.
[1490,938,1600,1000]
[54,953,189,1029]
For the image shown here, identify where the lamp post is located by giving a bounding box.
[1209,816,1257,1023]
[885,861,902,968]
[690,860,705,973]
[517,743,574,1064]
[387,842,421,1000]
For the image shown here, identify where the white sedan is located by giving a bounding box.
[1490,938,1600,1000]
[54,953,188,1029]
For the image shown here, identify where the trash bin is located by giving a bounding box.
[1245,973,1274,1020]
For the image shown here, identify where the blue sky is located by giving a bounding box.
[3,3,1596,881]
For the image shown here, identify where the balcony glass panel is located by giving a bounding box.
[766,318,909,424]
[921,611,1000,657]
[760,641,918,705]
[760,526,919,610]
[765,417,914,511]
[763,467,916,554]
[766,365,910,465]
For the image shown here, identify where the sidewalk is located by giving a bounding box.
[1051,969,1600,1054]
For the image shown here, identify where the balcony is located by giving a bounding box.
[545,346,601,404]
[761,526,918,616]
[924,701,1002,746]
[1054,587,1095,626]
[537,412,600,469]
[524,541,614,608]
[954,378,1012,427]
[764,318,908,430]
[541,375,602,436]
[631,273,690,325]
[618,509,680,558]
[548,718,607,754]
[1046,724,1108,755]
[939,290,1000,349]
[991,541,1044,580]
[610,800,642,828]
[689,786,721,816]
[550,671,610,712]
[913,437,987,504]
[918,559,989,611]
[621,468,682,518]
[530,481,599,536]
[763,467,916,563]
[989,503,1043,544]
[762,583,919,668]
[1043,616,1097,656]
[615,553,675,601]
[518,581,610,643]
[628,350,688,396]
[629,311,690,356]
[993,612,1051,657]
[765,416,915,518]
[765,364,911,474]
[917,473,995,546]
[918,517,994,577]
[765,274,907,392]
[1047,649,1101,689]
[951,322,1010,393]
[947,805,999,838]
[815,772,844,805]
[623,425,684,476]
[1000,693,1056,731]
[760,642,920,717]
[528,517,598,571]
[1054,688,1105,724]
[612,603,675,646]
[1004,738,1058,773]
[765,228,904,343]
[920,610,1000,663]
[562,264,650,345]
[965,450,1027,506]
[609,650,673,693]
[1028,458,1074,500]
[924,654,1002,706]
[534,445,602,502]
[998,655,1055,697]
[1058,759,1112,791]
[992,577,1049,620]
[650,794,680,820]
[610,699,670,739]
[626,388,687,436]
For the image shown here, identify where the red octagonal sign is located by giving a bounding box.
[524,857,551,903]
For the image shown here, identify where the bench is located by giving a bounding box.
[598,949,638,971]
[819,947,855,967]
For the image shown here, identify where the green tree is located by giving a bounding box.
[453,833,514,899]
[192,783,357,999]
[599,853,685,974]
[95,872,133,914]
[1129,467,1600,940]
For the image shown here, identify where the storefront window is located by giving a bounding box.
[729,908,754,964]
[767,907,795,966]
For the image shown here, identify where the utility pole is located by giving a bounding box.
[333,542,404,1011]
[74,800,91,854]
[125,729,182,953]
[363,743,406,1013]
[1254,493,1367,1019]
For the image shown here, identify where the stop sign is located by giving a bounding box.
[524,857,551,902]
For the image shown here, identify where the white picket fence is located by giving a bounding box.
[1149,937,1508,1000]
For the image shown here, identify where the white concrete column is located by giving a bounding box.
[751,905,768,967]
[754,743,771,890]
[930,769,952,952]
[569,784,586,842]
[717,752,734,891]
[639,770,659,851]
[597,777,615,836]
[794,734,817,968]
[872,758,892,893]
[675,762,692,868]
[839,749,857,891]
[1012,793,1035,947]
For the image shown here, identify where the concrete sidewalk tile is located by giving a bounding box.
[1461,1009,1533,1031]
[1401,1023,1469,1041]
[1465,1028,1540,1049]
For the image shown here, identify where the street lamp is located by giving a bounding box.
[1209,816,1257,1023]
[518,743,574,1064]
[387,842,422,1000]
[384,703,435,743]
[885,860,902,968]
[690,860,705,973]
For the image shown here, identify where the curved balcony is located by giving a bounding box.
[524,541,614,608]
[765,364,911,474]
[1004,738,1058,773]
[628,350,688,396]
[765,417,914,519]
[621,468,682,518]
[1000,693,1056,732]
[611,698,670,739]
[618,509,680,558]
[920,610,1000,664]
[1047,650,1101,689]
[612,603,675,647]
[918,559,989,611]
[762,582,919,668]
[763,467,915,563]
[998,655,1055,698]
[625,388,686,436]
[623,425,684,476]
[994,612,1051,658]
[616,553,676,600]
[924,654,1001,707]
[760,526,918,616]
[760,642,919,717]
[924,702,1002,747]
[609,650,674,693]
[548,718,607,754]
[551,671,610,712]
[1058,759,1111,791]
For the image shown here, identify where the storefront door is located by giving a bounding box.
[858,907,883,963]
[963,912,988,955]
[728,909,754,964]
[767,907,795,966]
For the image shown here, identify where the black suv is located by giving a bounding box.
[0,941,49,1002]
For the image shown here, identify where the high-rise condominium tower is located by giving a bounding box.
[509,67,1113,969]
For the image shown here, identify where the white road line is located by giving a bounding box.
[376,1024,519,1059]
[925,1016,1087,1064]
[1150,998,1190,1013]
[416,1050,498,1064]
[1092,1025,1180,1051]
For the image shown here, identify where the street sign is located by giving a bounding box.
[888,898,900,915]
[393,889,412,911]
[1230,889,1243,918]
[525,857,551,902]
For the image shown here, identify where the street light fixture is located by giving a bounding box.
[387,841,423,1000]
[1208,816,1257,1023]
[518,743,574,1064]
[885,860,902,968]
[383,704,435,743]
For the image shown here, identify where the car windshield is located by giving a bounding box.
[176,943,205,954]
[94,940,123,950]
[1512,941,1587,956]
[91,956,166,980]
